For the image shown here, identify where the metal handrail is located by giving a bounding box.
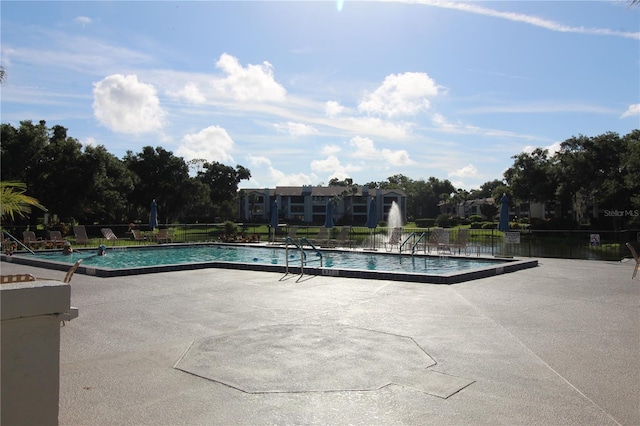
[2,231,35,255]
[398,232,416,254]
[284,237,301,275]
[411,232,428,255]
[299,238,323,267]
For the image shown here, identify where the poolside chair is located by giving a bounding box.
[131,229,146,243]
[35,259,83,325]
[448,228,471,255]
[333,226,352,248]
[101,228,118,243]
[48,230,67,249]
[626,243,639,280]
[310,227,329,246]
[22,231,44,249]
[425,227,445,253]
[156,228,174,244]
[1,274,36,284]
[286,225,299,240]
[384,227,403,252]
[73,225,90,245]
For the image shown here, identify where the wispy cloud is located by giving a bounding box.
[621,103,640,119]
[388,0,640,40]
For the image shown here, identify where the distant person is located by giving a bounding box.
[97,244,107,256]
[62,241,73,255]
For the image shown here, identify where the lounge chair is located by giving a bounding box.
[286,225,298,240]
[332,226,352,248]
[445,229,470,255]
[425,227,445,253]
[131,229,146,243]
[73,225,90,245]
[101,228,118,242]
[35,259,83,324]
[22,231,44,249]
[1,274,36,284]
[310,227,329,246]
[384,227,403,252]
[48,231,67,249]
[626,243,639,280]
[156,228,174,243]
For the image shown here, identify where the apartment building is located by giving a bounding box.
[239,186,406,225]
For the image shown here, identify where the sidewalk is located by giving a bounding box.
[2,258,638,425]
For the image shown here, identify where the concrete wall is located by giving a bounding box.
[1,280,72,426]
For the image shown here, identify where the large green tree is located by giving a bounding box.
[504,148,557,219]
[123,146,194,224]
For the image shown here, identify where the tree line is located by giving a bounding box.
[1,120,638,229]
[1,120,250,226]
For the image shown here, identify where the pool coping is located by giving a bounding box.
[0,243,538,285]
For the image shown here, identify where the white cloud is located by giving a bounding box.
[321,144,341,155]
[82,137,97,147]
[269,168,315,186]
[274,121,318,137]
[349,136,414,166]
[448,164,478,178]
[176,125,235,163]
[212,53,286,102]
[358,72,440,117]
[522,141,562,156]
[621,103,640,119]
[73,16,92,27]
[92,74,166,134]
[407,0,640,40]
[248,155,272,167]
[325,101,344,117]
[169,82,206,104]
[345,117,412,139]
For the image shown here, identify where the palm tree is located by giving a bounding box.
[1,181,47,223]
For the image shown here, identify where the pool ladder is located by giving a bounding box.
[284,237,323,280]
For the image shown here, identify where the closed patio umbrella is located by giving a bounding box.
[498,194,509,232]
[269,201,278,243]
[498,193,510,256]
[366,198,377,250]
[324,200,335,229]
[149,199,158,230]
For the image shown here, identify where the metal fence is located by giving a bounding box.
[3,223,639,262]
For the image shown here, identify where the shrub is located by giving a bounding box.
[415,218,436,228]
[435,214,454,228]
[469,215,483,223]
[223,220,238,236]
[481,222,497,229]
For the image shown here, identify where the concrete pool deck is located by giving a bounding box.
[1,257,638,425]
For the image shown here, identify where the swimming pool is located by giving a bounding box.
[2,243,537,284]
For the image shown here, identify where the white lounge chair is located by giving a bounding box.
[73,225,90,245]
[384,227,403,252]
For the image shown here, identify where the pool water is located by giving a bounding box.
[27,244,504,275]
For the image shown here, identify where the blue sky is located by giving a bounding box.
[2,1,639,191]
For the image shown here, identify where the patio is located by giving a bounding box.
[1,257,637,425]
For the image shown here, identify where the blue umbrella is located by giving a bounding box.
[366,198,377,229]
[149,199,158,229]
[269,201,278,242]
[498,194,509,232]
[324,201,335,228]
[366,198,378,250]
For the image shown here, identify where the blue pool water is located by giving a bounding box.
[22,244,506,275]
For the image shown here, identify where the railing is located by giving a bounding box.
[2,231,35,255]
[2,223,638,261]
[284,237,323,279]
